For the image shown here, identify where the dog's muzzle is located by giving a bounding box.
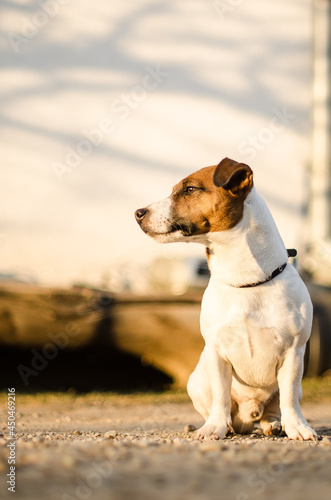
[135,200,200,243]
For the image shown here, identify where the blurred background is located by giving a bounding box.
[0,0,331,392]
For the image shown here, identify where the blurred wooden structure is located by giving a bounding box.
[0,282,330,390]
[0,283,203,388]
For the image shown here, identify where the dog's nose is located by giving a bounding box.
[135,208,147,223]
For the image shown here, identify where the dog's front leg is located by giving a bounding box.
[277,345,317,441]
[195,345,233,440]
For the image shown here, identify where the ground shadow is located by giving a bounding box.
[0,344,172,393]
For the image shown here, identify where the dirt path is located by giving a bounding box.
[0,393,331,500]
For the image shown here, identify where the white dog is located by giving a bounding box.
[135,157,317,441]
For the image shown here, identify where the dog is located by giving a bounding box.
[135,157,317,441]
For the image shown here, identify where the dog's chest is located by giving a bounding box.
[200,281,293,385]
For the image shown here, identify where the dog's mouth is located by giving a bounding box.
[140,223,196,243]
[139,221,208,244]
[169,221,199,237]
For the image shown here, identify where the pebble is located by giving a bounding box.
[60,455,76,468]
[32,436,45,443]
[198,442,223,453]
[23,441,35,449]
[137,439,155,448]
[104,430,118,439]
[184,424,196,432]
[4,395,330,500]
[320,436,331,447]
[173,437,186,446]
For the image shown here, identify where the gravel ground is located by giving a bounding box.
[0,393,331,500]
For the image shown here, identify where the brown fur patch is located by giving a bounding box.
[169,158,253,236]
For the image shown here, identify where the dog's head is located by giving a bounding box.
[135,157,253,243]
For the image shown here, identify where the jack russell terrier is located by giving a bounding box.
[135,157,317,441]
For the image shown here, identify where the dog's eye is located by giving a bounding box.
[185,186,198,194]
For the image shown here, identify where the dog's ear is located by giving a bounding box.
[213,157,253,197]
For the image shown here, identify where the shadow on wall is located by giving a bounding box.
[1,1,312,289]
[2,0,309,180]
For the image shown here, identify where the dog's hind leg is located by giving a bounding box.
[260,392,282,436]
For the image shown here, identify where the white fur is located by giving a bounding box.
[144,196,187,243]
[184,187,316,440]
[140,180,317,440]
[145,197,172,237]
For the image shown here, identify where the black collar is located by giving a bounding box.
[230,249,296,289]
[234,262,287,288]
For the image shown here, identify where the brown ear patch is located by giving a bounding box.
[213,157,253,197]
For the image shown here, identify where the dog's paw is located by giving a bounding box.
[283,421,318,441]
[195,423,226,440]
[261,420,282,437]
[195,421,233,440]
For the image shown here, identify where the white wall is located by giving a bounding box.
[0,0,312,287]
